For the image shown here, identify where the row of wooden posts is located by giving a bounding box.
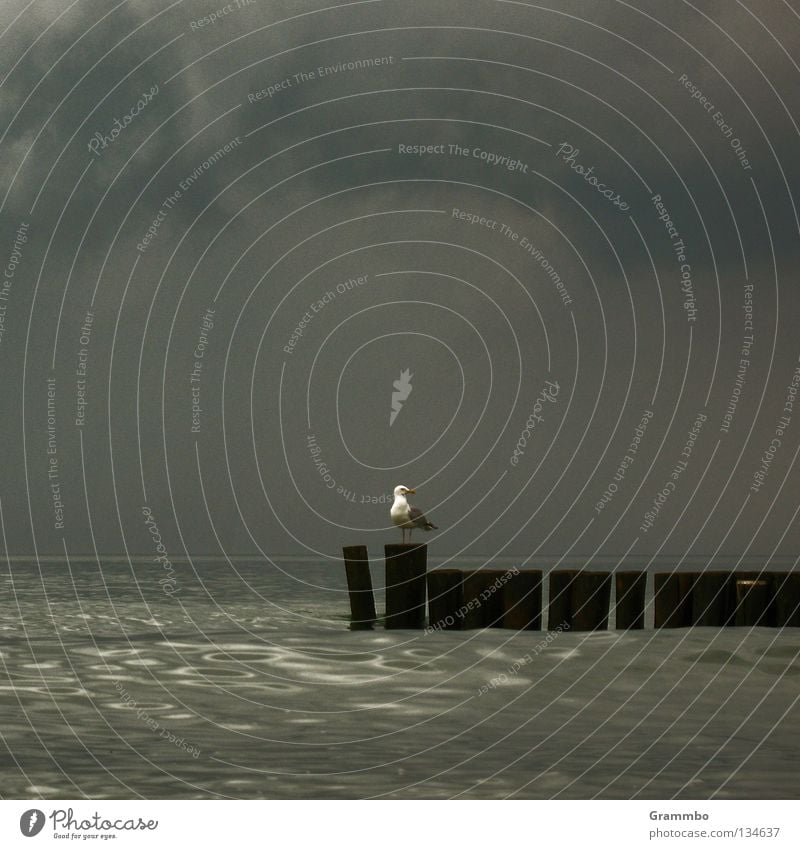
[343,544,800,631]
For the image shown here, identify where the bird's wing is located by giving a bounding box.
[409,505,425,522]
[409,505,436,528]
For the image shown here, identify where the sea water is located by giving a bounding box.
[0,558,798,799]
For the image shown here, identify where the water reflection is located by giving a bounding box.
[0,561,798,799]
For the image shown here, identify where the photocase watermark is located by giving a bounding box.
[19,809,45,837]
[306,433,389,502]
[20,807,159,836]
[554,143,630,211]
[639,411,707,532]
[74,309,93,428]
[678,72,752,170]
[389,368,413,426]
[248,55,395,103]
[509,380,560,466]
[514,236,572,307]
[189,0,256,32]
[136,136,242,253]
[87,84,159,156]
[283,275,369,355]
[398,141,530,173]
[750,356,799,494]
[140,506,180,595]
[720,283,754,434]
[595,409,654,514]
[46,376,65,530]
[651,192,696,322]
[307,433,336,491]
[189,306,215,433]
[424,567,520,633]
[477,620,570,695]
[0,220,28,349]
[452,208,573,307]
[114,680,200,758]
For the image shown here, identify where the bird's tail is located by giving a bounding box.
[424,521,438,531]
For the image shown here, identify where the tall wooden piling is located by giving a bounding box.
[547,570,577,631]
[615,571,647,630]
[427,569,464,630]
[342,545,376,630]
[774,572,800,627]
[345,553,797,631]
[692,571,733,626]
[461,570,508,628]
[547,570,611,631]
[732,573,776,627]
[385,544,427,628]
[460,571,483,629]
[570,572,612,631]
[654,573,695,627]
[502,570,543,630]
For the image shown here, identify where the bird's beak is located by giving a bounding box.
[406,488,416,494]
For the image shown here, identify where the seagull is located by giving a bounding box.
[390,485,438,543]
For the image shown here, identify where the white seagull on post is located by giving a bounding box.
[390,485,438,543]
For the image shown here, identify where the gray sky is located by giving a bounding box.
[1,0,799,563]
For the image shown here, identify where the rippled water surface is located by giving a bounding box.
[1,560,798,799]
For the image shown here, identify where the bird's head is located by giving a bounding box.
[393,485,416,497]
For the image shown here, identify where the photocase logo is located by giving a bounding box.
[19,809,45,837]
[389,368,413,426]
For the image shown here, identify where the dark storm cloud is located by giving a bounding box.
[1,0,798,561]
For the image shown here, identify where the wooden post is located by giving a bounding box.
[732,573,776,627]
[615,571,647,630]
[548,570,577,631]
[692,571,733,626]
[461,570,508,628]
[384,543,427,628]
[502,570,543,630]
[654,573,695,627]
[774,572,800,627]
[570,572,612,631]
[342,545,376,630]
[427,569,464,630]
[461,571,483,629]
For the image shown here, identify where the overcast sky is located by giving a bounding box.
[1,0,799,564]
